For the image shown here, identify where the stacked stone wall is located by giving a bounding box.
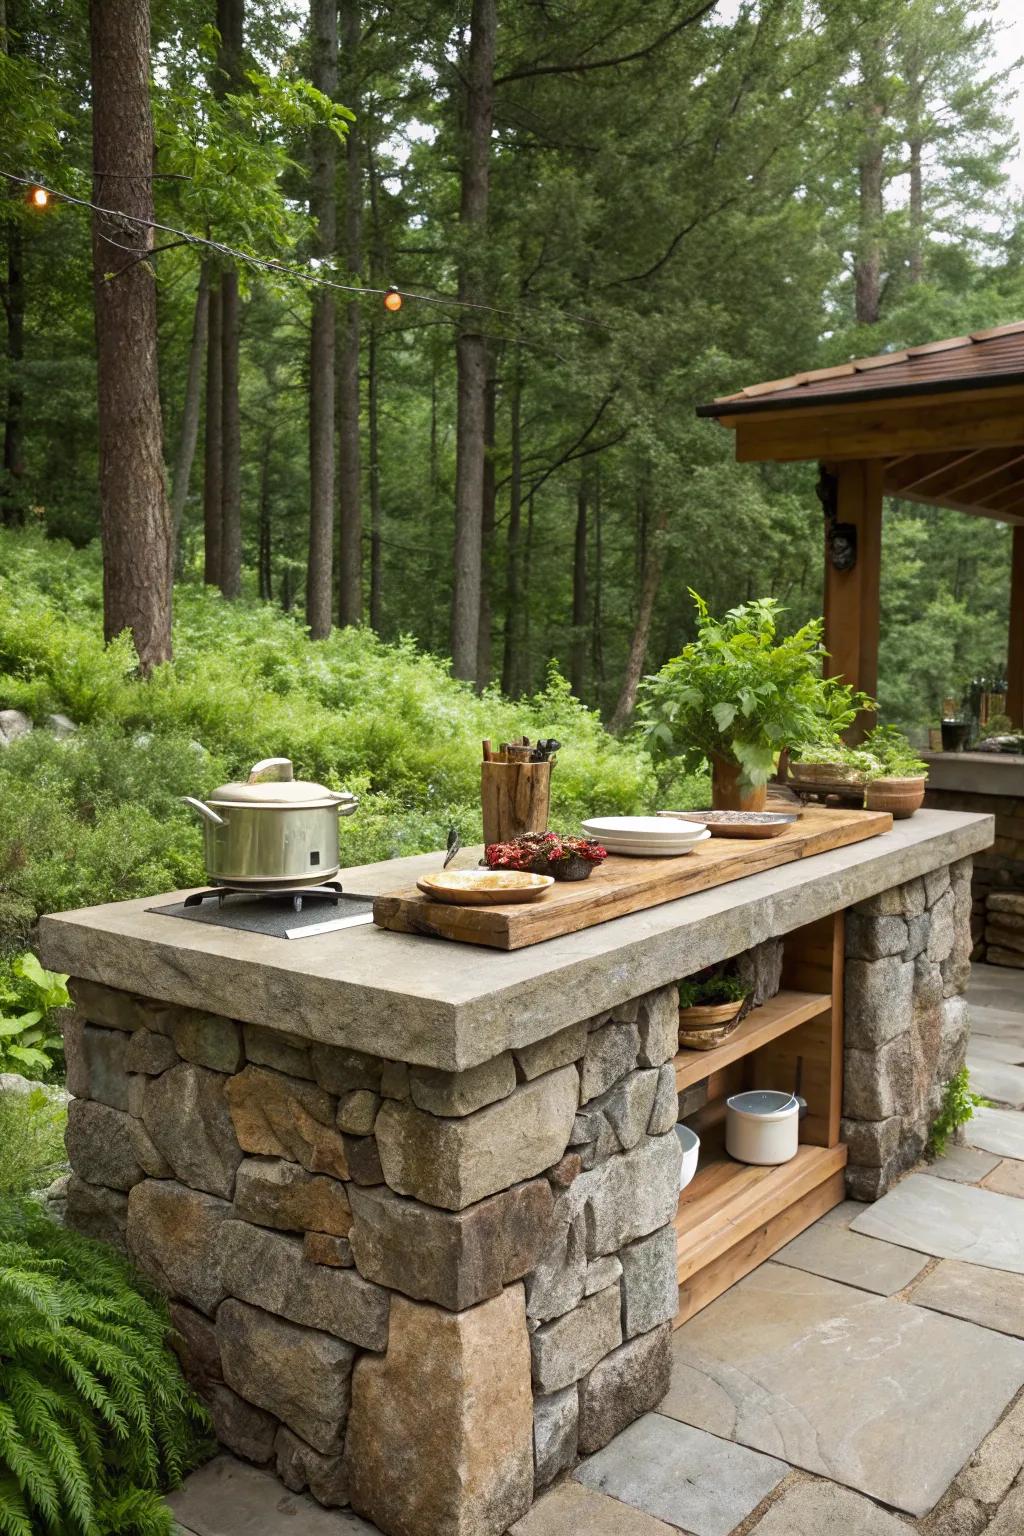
[925,786,1024,967]
[61,976,682,1536]
[842,856,974,1200]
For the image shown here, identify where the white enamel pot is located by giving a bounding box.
[675,1124,700,1190]
[725,1090,802,1166]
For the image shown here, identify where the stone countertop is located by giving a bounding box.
[38,809,993,1072]
[922,752,1024,798]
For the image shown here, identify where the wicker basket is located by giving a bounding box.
[677,998,745,1050]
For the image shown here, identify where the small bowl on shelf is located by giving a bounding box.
[675,1124,700,1190]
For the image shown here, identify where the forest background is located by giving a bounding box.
[1,0,1023,959]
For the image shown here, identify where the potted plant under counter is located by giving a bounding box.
[677,973,750,1049]
[862,726,929,818]
[787,739,879,800]
[638,593,869,811]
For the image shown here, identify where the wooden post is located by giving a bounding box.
[1009,524,1024,727]
[822,459,883,738]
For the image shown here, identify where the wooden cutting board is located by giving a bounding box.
[372,806,893,950]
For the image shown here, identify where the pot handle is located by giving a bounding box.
[248,758,294,783]
[333,790,359,816]
[182,796,226,827]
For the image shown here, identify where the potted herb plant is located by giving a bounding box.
[638,594,869,811]
[485,832,607,881]
[862,726,929,818]
[787,738,879,796]
[677,972,750,1049]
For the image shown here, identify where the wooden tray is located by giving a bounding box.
[373,805,892,950]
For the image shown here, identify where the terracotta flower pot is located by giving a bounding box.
[711,755,767,812]
[865,776,927,819]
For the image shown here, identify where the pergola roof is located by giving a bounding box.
[696,322,1024,526]
[698,321,1024,416]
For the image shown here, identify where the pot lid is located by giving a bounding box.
[727,1090,798,1119]
[207,758,356,809]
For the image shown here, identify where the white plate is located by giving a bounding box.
[599,828,711,857]
[582,815,707,843]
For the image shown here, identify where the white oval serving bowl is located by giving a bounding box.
[675,1124,701,1190]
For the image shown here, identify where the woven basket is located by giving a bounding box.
[677,998,745,1050]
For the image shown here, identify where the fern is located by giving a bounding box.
[0,1199,211,1535]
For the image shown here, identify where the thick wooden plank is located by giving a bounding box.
[675,1142,848,1286]
[673,1168,847,1327]
[674,990,830,1092]
[823,460,882,732]
[731,396,1024,465]
[373,806,892,950]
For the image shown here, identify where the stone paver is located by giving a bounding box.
[747,1478,910,1535]
[965,1035,1024,1065]
[966,967,1023,1012]
[663,1263,1024,1516]
[167,1456,374,1535]
[574,1413,787,1536]
[508,1480,677,1535]
[967,1107,1024,1160]
[772,1199,928,1295]
[850,1172,1024,1273]
[911,1259,1024,1339]
[982,1159,1024,1198]
[965,1059,1024,1109]
[923,1144,1000,1185]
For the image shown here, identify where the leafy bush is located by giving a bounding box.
[0,1199,210,1535]
[928,1067,987,1159]
[638,593,869,790]
[0,1090,67,1199]
[0,529,665,952]
[861,725,928,779]
[0,955,69,1081]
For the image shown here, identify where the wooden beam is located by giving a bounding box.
[977,481,1024,513]
[823,460,882,735]
[889,449,985,496]
[894,489,1024,525]
[1010,525,1024,728]
[732,394,1024,464]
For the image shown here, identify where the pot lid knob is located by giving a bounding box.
[248,757,294,784]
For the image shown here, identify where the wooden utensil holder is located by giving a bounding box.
[481,760,552,845]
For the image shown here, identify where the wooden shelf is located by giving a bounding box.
[674,1141,848,1288]
[674,989,831,1093]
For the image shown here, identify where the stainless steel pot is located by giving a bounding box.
[183,758,358,887]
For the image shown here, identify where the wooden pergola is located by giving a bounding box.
[698,322,1024,727]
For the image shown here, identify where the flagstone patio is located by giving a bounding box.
[170,964,1024,1536]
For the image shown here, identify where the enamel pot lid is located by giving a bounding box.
[207,758,356,810]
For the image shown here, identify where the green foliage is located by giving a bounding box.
[0,1090,67,1200]
[677,974,748,1009]
[0,531,655,934]
[0,956,68,1081]
[927,1067,987,1159]
[638,594,870,790]
[0,1199,210,1535]
[861,725,928,780]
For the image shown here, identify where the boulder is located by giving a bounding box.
[217,1299,354,1454]
[513,1023,586,1082]
[242,1022,314,1080]
[126,1179,233,1315]
[233,1157,351,1236]
[576,1133,681,1257]
[171,1013,244,1074]
[409,1053,516,1117]
[218,1220,389,1351]
[68,979,172,1034]
[142,1062,243,1199]
[530,1281,622,1393]
[275,1426,349,1508]
[637,986,681,1068]
[375,1066,578,1211]
[577,1323,672,1454]
[225,1065,348,1180]
[579,1022,641,1104]
[309,1043,384,1096]
[349,1178,554,1311]
[344,1288,533,1536]
[124,1028,178,1075]
[65,1175,128,1250]
[0,708,32,746]
[65,1099,144,1191]
[45,712,76,738]
[525,1211,587,1324]
[62,1019,129,1110]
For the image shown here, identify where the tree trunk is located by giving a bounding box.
[219,268,242,595]
[450,0,496,680]
[368,326,383,631]
[216,0,244,598]
[2,220,25,527]
[501,363,523,696]
[591,464,605,701]
[258,434,272,601]
[855,87,884,325]
[306,0,339,638]
[89,0,173,672]
[908,135,923,284]
[203,268,223,584]
[476,356,497,689]
[171,263,210,571]
[570,471,588,697]
[609,498,667,733]
[337,0,363,626]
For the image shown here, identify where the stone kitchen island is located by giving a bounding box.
[39,807,991,1536]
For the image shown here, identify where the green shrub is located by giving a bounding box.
[0,1090,67,1199]
[928,1067,986,1159]
[0,1199,210,1535]
[0,955,69,1081]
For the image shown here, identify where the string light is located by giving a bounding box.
[383,286,403,313]
[28,185,49,208]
